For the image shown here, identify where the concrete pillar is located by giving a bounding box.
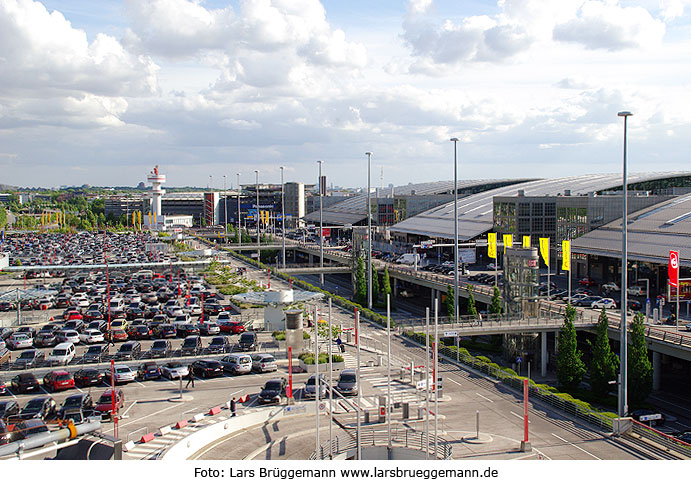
[393,278,398,297]
[308,253,313,265]
[652,351,661,391]
[554,331,559,354]
[431,288,436,309]
[541,332,547,378]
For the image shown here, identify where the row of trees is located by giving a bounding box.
[353,256,392,307]
[444,284,502,318]
[557,306,652,403]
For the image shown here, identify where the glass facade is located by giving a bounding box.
[503,247,540,317]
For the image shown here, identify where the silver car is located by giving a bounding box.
[304,374,327,400]
[161,361,189,380]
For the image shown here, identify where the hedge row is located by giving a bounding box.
[298,352,345,364]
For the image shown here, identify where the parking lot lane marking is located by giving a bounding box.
[532,448,552,460]
[74,386,84,393]
[40,386,52,396]
[475,392,494,403]
[119,403,184,428]
[510,410,530,423]
[134,380,146,388]
[551,433,601,460]
[121,400,138,418]
[6,389,16,398]
[446,378,463,387]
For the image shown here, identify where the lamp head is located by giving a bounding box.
[365,152,373,156]
[450,137,459,142]
[617,111,633,117]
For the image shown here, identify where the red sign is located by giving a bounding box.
[669,278,691,300]
[380,406,386,416]
[321,228,331,237]
[669,250,679,288]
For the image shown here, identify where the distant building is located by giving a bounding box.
[284,182,305,228]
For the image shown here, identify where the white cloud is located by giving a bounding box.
[553,1,666,50]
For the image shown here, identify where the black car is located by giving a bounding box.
[0,400,20,420]
[202,302,224,316]
[74,368,104,387]
[83,344,109,363]
[181,335,202,356]
[154,324,176,339]
[58,393,94,420]
[336,369,358,396]
[574,295,603,307]
[115,341,142,361]
[11,373,40,394]
[258,378,287,405]
[33,330,58,348]
[14,349,45,369]
[0,302,14,312]
[136,362,161,381]
[149,339,172,358]
[207,336,230,354]
[238,332,258,352]
[6,419,49,443]
[19,396,56,420]
[191,359,223,378]
[127,325,151,340]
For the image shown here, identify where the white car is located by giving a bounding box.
[184,303,202,316]
[80,329,105,344]
[199,320,220,335]
[161,361,189,380]
[105,365,136,384]
[627,285,646,297]
[173,314,191,325]
[602,282,620,293]
[7,333,33,350]
[73,297,90,308]
[591,298,617,310]
[56,330,81,344]
[167,306,184,318]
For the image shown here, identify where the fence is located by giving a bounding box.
[309,427,452,460]
[629,420,691,459]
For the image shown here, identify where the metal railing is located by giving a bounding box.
[629,420,691,459]
[309,427,452,460]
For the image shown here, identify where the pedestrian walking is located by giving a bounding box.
[230,397,237,417]
[185,370,195,388]
[336,336,344,353]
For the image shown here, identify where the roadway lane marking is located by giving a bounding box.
[532,448,552,460]
[510,411,530,423]
[447,378,463,387]
[476,392,494,403]
[551,433,601,460]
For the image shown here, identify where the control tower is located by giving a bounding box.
[147,165,166,223]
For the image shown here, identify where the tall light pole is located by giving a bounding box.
[280,166,286,269]
[223,175,227,244]
[366,152,373,309]
[237,173,242,246]
[318,160,324,285]
[255,170,260,265]
[618,110,632,420]
[450,138,460,323]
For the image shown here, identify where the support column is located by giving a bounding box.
[308,253,314,265]
[393,278,398,297]
[541,332,547,378]
[431,287,435,308]
[652,351,661,391]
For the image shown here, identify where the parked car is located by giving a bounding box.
[161,362,189,380]
[43,370,75,392]
[58,393,95,423]
[136,362,161,381]
[45,342,76,366]
[82,344,109,363]
[176,323,199,338]
[578,277,597,287]
[149,339,172,358]
[601,282,620,293]
[154,324,177,339]
[79,329,105,344]
[107,326,128,343]
[55,329,81,344]
[200,320,220,336]
[303,374,327,399]
[7,333,33,351]
[181,335,203,356]
[591,298,617,310]
[127,324,151,340]
[104,365,135,385]
[19,396,56,420]
[14,349,45,369]
[220,353,252,375]
[251,353,277,373]
[207,336,231,354]
[258,378,287,405]
[238,332,258,352]
[0,400,20,420]
[115,341,141,361]
[191,359,223,378]
[95,388,125,418]
[336,369,358,396]
[628,285,646,297]
[74,368,104,387]
[33,331,58,348]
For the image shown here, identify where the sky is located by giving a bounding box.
[1,0,690,189]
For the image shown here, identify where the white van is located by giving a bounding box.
[109,297,125,313]
[46,342,76,366]
[220,353,252,375]
[396,253,419,265]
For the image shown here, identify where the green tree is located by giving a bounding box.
[446,285,455,318]
[588,309,619,396]
[556,305,586,391]
[381,267,392,299]
[354,256,367,306]
[466,284,478,318]
[489,285,502,316]
[629,313,653,404]
[371,266,380,305]
[0,205,6,228]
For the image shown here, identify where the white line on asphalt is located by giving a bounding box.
[121,400,138,418]
[675,421,691,430]
[134,380,146,388]
[532,448,552,460]
[510,411,530,423]
[446,378,463,387]
[40,386,52,396]
[119,403,183,428]
[476,392,494,403]
[551,433,601,460]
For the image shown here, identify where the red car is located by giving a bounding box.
[95,389,125,418]
[43,370,75,392]
[64,310,83,321]
[219,321,246,334]
[578,277,596,287]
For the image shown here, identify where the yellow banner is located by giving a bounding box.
[488,233,496,259]
[522,236,531,248]
[562,240,570,271]
[138,211,141,226]
[503,234,513,250]
[132,212,136,226]
[539,238,550,267]
[148,212,152,225]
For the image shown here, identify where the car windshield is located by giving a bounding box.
[63,396,82,408]
[119,344,132,352]
[211,338,224,344]
[24,399,43,411]
[240,335,253,342]
[87,346,101,353]
[52,349,68,356]
[0,403,8,413]
[152,342,166,349]
[19,351,35,358]
[146,365,158,371]
[265,382,281,390]
[183,339,197,346]
[98,394,115,404]
[115,367,130,373]
[262,357,274,363]
[306,377,316,386]
[239,357,250,364]
[340,374,356,383]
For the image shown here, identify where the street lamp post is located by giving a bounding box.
[366,152,373,309]
[618,110,632,420]
[223,175,227,244]
[450,138,460,323]
[318,160,324,285]
[281,166,286,269]
[255,170,260,265]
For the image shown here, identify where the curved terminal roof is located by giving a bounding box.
[573,192,691,266]
[389,172,691,242]
[304,179,530,226]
